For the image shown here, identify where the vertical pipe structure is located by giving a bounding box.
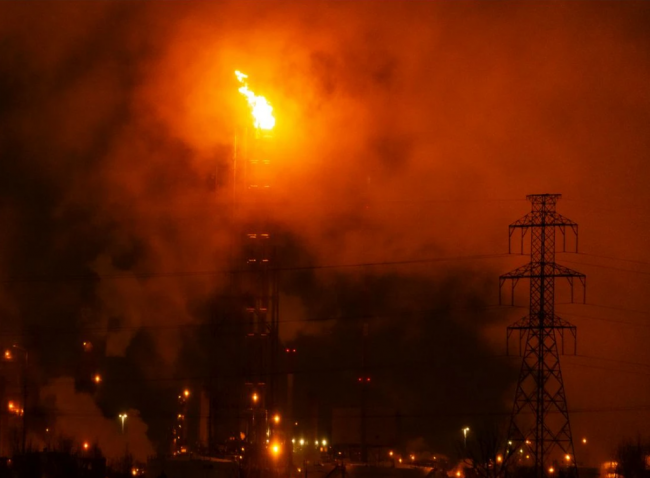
[233,71,280,476]
[500,194,586,478]
[21,354,26,455]
[10,345,28,455]
[360,322,368,464]
[0,376,5,456]
[285,348,296,477]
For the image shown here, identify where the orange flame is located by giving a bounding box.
[235,71,275,131]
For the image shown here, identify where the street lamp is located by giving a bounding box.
[119,413,128,434]
[5,345,29,454]
[270,442,281,458]
[462,427,470,448]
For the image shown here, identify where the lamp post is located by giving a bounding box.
[7,345,28,454]
[462,427,470,448]
[119,413,128,434]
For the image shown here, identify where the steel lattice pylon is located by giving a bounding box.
[500,194,586,478]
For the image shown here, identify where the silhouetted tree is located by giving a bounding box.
[615,437,650,478]
[458,422,517,478]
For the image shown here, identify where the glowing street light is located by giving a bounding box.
[119,413,128,434]
[183,389,190,399]
[462,427,470,447]
[8,344,28,454]
[273,413,280,425]
[270,442,281,458]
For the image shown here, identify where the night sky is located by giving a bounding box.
[1,0,649,467]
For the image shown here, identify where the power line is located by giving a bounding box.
[17,403,650,422]
[563,361,650,378]
[0,350,638,388]
[562,302,650,317]
[0,303,522,338]
[0,253,510,285]
[562,259,650,277]
[563,198,650,217]
[557,310,650,329]
[0,300,646,338]
[577,252,650,269]
[574,354,650,370]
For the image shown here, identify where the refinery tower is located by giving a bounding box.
[206,71,282,475]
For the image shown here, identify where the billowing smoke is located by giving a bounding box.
[0,0,649,463]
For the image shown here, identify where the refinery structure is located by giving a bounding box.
[230,69,281,475]
[1,3,648,478]
[0,66,599,478]
[148,75,589,478]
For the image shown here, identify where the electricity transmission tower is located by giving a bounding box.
[500,194,585,478]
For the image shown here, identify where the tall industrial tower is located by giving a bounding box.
[233,71,280,473]
[500,194,585,478]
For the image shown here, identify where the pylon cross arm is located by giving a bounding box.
[501,262,584,279]
[548,315,576,329]
[550,212,579,227]
[500,263,535,279]
[508,212,578,229]
[551,263,585,279]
